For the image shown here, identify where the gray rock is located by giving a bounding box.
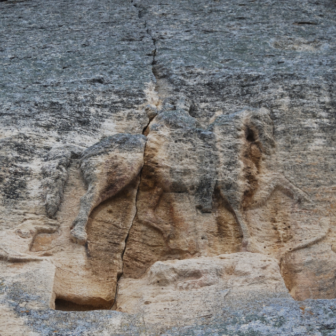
[1,0,336,335]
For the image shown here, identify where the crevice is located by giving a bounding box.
[151,37,157,66]
[113,158,146,308]
[142,111,156,135]
[120,1,158,258]
[55,298,113,311]
[113,99,158,305]
[293,21,317,25]
[113,1,160,308]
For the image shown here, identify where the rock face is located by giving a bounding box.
[1,0,336,335]
[117,253,290,328]
[70,133,147,245]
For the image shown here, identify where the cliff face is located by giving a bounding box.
[1,0,336,335]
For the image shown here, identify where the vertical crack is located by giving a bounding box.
[151,36,157,66]
[114,2,159,309]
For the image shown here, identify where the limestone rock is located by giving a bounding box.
[117,253,290,327]
[42,145,83,219]
[1,0,336,334]
[70,133,147,245]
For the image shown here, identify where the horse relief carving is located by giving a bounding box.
[213,108,315,254]
[28,105,331,306]
[70,134,147,245]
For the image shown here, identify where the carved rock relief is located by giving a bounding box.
[0,133,147,310]
[53,134,146,309]
[123,107,219,278]
[69,133,147,245]
[212,108,321,254]
[122,106,327,283]
[2,103,334,309]
[32,136,146,310]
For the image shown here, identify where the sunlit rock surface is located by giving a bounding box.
[1,0,336,335]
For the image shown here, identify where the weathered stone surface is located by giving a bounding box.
[2,0,336,334]
[70,133,146,245]
[117,253,290,327]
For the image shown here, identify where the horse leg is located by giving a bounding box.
[138,186,172,239]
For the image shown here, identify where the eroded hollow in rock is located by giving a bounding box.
[245,126,256,142]
[55,298,113,311]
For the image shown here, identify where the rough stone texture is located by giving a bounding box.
[117,253,291,328]
[2,0,336,334]
[70,133,146,245]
